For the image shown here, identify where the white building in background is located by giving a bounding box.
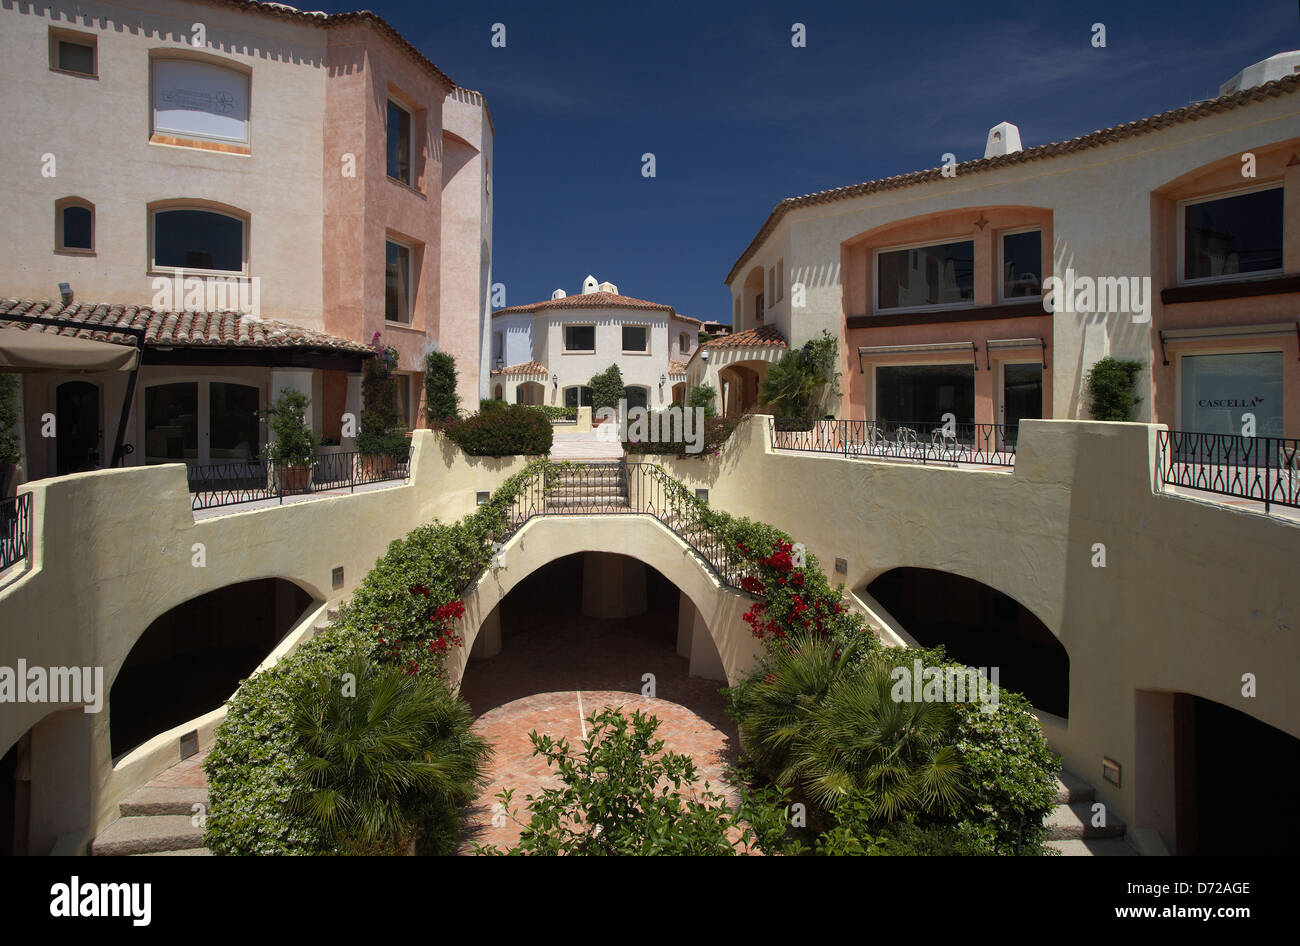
[488,275,706,410]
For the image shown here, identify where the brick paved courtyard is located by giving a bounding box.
[456,567,741,853]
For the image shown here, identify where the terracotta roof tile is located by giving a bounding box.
[493,291,675,317]
[726,74,1300,284]
[667,360,689,375]
[489,360,549,377]
[0,298,373,355]
[704,325,787,349]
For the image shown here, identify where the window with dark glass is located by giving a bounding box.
[387,101,412,184]
[144,382,199,464]
[622,326,648,352]
[564,386,593,408]
[57,202,93,251]
[877,241,974,310]
[208,383,260,462]
[875,364,975,425]
[1183,187,1283,281]
[153,209,243,272]
[57,39,95,75]
[385,241,412,323]
[565,325,595,351]
[1001,230,1042,299]
[623,386,649,410]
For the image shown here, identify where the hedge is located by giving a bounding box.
[445,404,553,456]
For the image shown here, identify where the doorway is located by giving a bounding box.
[1000,362,1042,445]
[55,381,100,474]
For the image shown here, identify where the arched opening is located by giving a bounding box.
[457,550,733,850]
[623,385,650,411]
[718,361,767,417]
[492,383,503,401]
[515,380,544,405]
[109,578,315,758]
[866,567,1068,717]
[671,381,687,405]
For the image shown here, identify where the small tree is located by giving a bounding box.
[761,330,840,422]
[423,351,459,427]
[589,364,625,414]
[686,383,718,418]
[359,344,405,456]
[1085,357,1144,421]
[264,388,315,467]
[475,708,748,856]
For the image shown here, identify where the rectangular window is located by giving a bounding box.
[1182,187,1284,282]
[1180,351,1283,436]
[755,293,764,323]
[622,325,648,352]
[152,59,250,144]
[53,39,96,76]
[877,240,975,310]
[733,297,741,322]
[565,325,595,351]
[777,258,785,301]
[768,267,775,301]
[1001,230,1042,299]
[387,101,412,184]
[385,240,412,323]
[875,363,975,425]
[564,386,593,408]
[393,374,412,428]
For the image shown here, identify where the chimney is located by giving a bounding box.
[581,275,598,294]
[551,289,566,300]
[984,122,1022,159]
[597,281,618,294]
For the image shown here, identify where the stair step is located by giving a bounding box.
[92,816,205,856]
[1052,770,1095,805]
[1045,801,1126,840]
[133,847,212,856]
[1046,838,1138,856]
[119,786,208,818]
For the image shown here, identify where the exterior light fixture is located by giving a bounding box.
[552,373,558,389]
[659,374,666,388]
[494,356,503,370]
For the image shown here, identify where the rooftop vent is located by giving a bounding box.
[1219,51,1300,96]
[984,122,1022,159]
[551,289,567,300]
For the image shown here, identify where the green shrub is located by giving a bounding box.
[686,383,718,418]
[589,364,625,413]
[360,344,401,452]
[475,708,749,856]
[524,404,578,421]
[479,398,508,413]
[760,329,840,422]
[355,430,409,458]
[263,388,315,466]
[624,413,740,458]
[423,351,460,427]
[1085,356,1144,421]
[445,404,552,457]
[288,655,489,854]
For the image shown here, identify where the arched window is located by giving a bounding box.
[150,205,247,273]
[151,57,250,146]
[55,197,94,253]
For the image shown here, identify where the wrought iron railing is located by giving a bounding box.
[769,418,1018,467]
[1,492,32,572]
[495,461,749,590]
[1157,429,1300,513]
[187,448,412,511]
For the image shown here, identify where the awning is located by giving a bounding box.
[857,341,979,371]
[985,336,1047,368]
[1157,320,1299,365]
[0,325,139,373]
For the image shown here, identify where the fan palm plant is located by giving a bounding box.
[734,637,966,824]
[289,657,491,854]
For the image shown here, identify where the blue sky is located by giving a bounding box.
[314,0,1297,322]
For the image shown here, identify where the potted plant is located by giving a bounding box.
[265,388,316,494]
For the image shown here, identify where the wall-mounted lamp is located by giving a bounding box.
[659,374,666,390]
[494,356,503,371]
[552,373,558,390]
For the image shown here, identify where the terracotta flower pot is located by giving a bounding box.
[279,464,311,494]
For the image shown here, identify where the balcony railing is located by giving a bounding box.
[187,448,412,511]
[1157,429,1300,513]
[1,492,32,572]
[769,418,1018,467]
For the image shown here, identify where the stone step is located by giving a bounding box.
[547,488,628,499]
[119,786,208,818]
[1052,769,1095,805]
[545,498,631,509]
[91,815,205,856]
[1046,838,1138,856]
[1044,801,1127,840]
